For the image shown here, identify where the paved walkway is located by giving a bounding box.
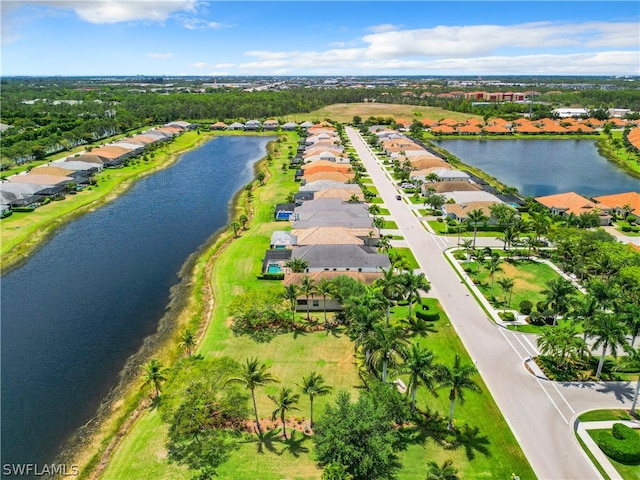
[575,419,640,480]
[346,126,635,480]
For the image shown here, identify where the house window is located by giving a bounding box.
[358,268,362,272]
[297,299,307,306]
[312,300,319,307]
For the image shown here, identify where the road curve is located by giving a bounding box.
[346,126,633,480]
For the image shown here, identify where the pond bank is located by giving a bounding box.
[61,136,280,480]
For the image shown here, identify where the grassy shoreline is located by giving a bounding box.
[42,132,284,479]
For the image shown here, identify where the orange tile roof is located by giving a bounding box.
[456,124,482,134]
[420,118,438,127]
[445,201,499,220]
[431,125,456,134]
[483,124,511,134]
[564,124,596,133]
[313,189,365,202]
[438,118,459,127]
[592,192,640,215]
[409,158,450,170]
[304,171,353,183]
[291,226,370,245]
[535,192,611,216]
[10,174,73,185]
[301,160,352,171]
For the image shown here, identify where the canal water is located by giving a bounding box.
[433,139,639,197]
[0,136,272,473]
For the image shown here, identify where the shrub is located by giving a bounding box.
[536,301,548,313]
[416,310,440,322]
[595,423,640,464]
[261,273,285,280]
[528,311,545,326]
[542,310,556,324]
[498,311,516,322]
[519,300,533,315]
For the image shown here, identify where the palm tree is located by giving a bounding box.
[298,371,332,429]
[300,275,316,322]
[485,253,502,298]
[141,358,168,398]
[367,324,409,382]
[282,284,300,324]
[496,277,515,307]
[230,221,240,238]
[437,354,481,430]
[227,357,279,435]
[315,278,334,328]
[268,387,300,439]
[178,328,196,357]
[285,258,308,273]
[238,214,249,230]
[537,322,586,370]
[467,209,489,249]
[374,267,402,325]
[529,210,552,242]
[396,342,439,410]
[376,235,392,253]
[400,270,431,320]
[616,346,640,416]
[541,277,576,326]
[587,313,629,380]
[426,459,459,480]
[373,215,385,233]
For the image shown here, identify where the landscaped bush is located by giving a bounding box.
[519,300,532,315]
[536,301,548,313]
[498,311,516,322]
[260,273,285,280]
[416,310,440,322]
[527,311,545,326]
[595,423,640,464]
[453,251,466,260]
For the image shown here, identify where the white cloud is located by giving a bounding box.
[190,62,208,68]
[366,23,402,34]
[147,52,173,59]
[180,17,229,30]
[16,0,198,24]
[236,21,639,75]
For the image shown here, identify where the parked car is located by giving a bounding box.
[396,194,402,200]
[400,183,414,189]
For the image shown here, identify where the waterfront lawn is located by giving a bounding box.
[100,132,533,480]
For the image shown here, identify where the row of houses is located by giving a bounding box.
[371,126,524,223]
[0,121,194,216]
[394,116,636,135]
[264,123,390,312]
[211,120,315,131]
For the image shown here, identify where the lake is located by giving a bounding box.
[433,139,639,197]
[0,135,272,474]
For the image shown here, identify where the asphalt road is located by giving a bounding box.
[346,127,634,480]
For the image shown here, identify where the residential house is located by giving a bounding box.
[592,192,640,219]
[210,122,228,130]
[290,244,390,273]
[270,231,296,249]
[281,122,297,131]
[227,122,245,130]
[299,180,362,193]
[431,168,470,182]
[274,202,296,221]
[442,190,504,204]
[263,120,279,130]
[291,227,375,246]
[442,201,501,223]
[535,192,612,225]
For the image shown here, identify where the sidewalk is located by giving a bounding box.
[574,418,640,480]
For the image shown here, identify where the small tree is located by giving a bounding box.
[268,387,300,439]
[298,371,332,429]
[437,354,481,430]
[178,329,196,357]
[256,171,266,185]
[141,359,168,398]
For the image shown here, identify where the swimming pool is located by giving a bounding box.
[267,264,283,274]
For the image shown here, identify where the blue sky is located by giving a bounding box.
[2,1,639,76]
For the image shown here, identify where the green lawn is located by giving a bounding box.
[463,258,565,309]
[100,131,533,480]
[384,220,399,229]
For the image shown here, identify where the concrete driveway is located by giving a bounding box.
[346,127,634,480]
